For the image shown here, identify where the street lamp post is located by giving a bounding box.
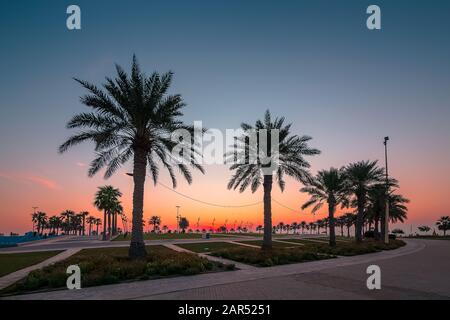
[176,206,181,233]
[384,136,390,244]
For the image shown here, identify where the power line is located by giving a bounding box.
[272,198,303,214]
[157,181,263,208]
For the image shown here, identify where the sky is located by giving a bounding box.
[1,0,449,234]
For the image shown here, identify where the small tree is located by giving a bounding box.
[179,217,189,233]
[417,225,431,234]
[391,228,404,236]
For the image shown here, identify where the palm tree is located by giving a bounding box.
[95,218,102,236]
[227,110,320,249]
[300,221,306,234]
[48,216,62,235]
[86,216,96,235]
[179,217,189,233]
[78,211,89,236]
[336,216,345,237]
[59,56,204,259]
[34,211,47,235]
[60,210,74,234]
[149,216,161,232]
[94,185,122,240]
[301,168,350,246]
[162,225,169,233]
[291,222,298,234]
[256,225,263,234]
[110,201,123,236]
[342,212,356,238]
[344,160,384,242]
[277,222,284,234]
[436,216,450,236]
[308,222,315,234]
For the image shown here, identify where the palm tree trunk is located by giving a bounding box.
[355,195,364,242]
[328,201,337,247]
[262,174,273,250]
[102,209,107,241]
[129,149,147,259]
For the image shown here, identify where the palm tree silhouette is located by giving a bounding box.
[94,185,122,240]
[342,212,356,237]
[149,216,161,232]
[301,168,350,246]
[344,160,384,242]
[227,110,320,249]
[79,211,89,236]
[436,216,450,236]
[59,56,204,258]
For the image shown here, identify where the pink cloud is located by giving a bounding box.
[0,171,60,190]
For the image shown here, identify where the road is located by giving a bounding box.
[2,238,449,300]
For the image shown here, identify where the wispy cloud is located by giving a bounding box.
[0,172,60,190]
[76,162,87,167]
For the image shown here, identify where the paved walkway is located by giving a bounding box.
[0,248,81,290]
[4,239,446,300]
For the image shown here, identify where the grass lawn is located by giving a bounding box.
[0,251,63,277]
[1,245,234,296]
[210,239,406,267]
[211,246,333,267]
[113,233,203,241]
[303,239,405,256]
[175,242,244,253]
[211,233,262,238]
[236,240,303,248]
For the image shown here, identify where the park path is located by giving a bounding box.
[2,239,435,300]
[164,243,257,270]
[0,248,81,291]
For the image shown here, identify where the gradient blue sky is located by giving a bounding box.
[1,0,449,233]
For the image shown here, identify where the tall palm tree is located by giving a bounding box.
[344,160,384,242]
[227,110,320,249]
[35,211,47,235]
[301,168,350,246]
[94,186,122,240]
[300,221,307,234]
[59,56,204,259]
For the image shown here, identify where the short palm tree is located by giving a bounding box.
[301,168,349,246]
[344,160,384,242]
[436,216,450,236]
[342,212,356,237]
[227,110,320,249]
[79,211,89,236]
[149,216,161,232]
[59,56,204,259]
[300,221,307,234]
[60,210,75,234]
[94,185,122,240]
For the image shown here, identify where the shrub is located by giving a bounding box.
[3,246,234,295]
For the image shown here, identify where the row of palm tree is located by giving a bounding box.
[31,210,101,236]
[93,186,124,240]
[60,55,408,258]
[300,163,409,246]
